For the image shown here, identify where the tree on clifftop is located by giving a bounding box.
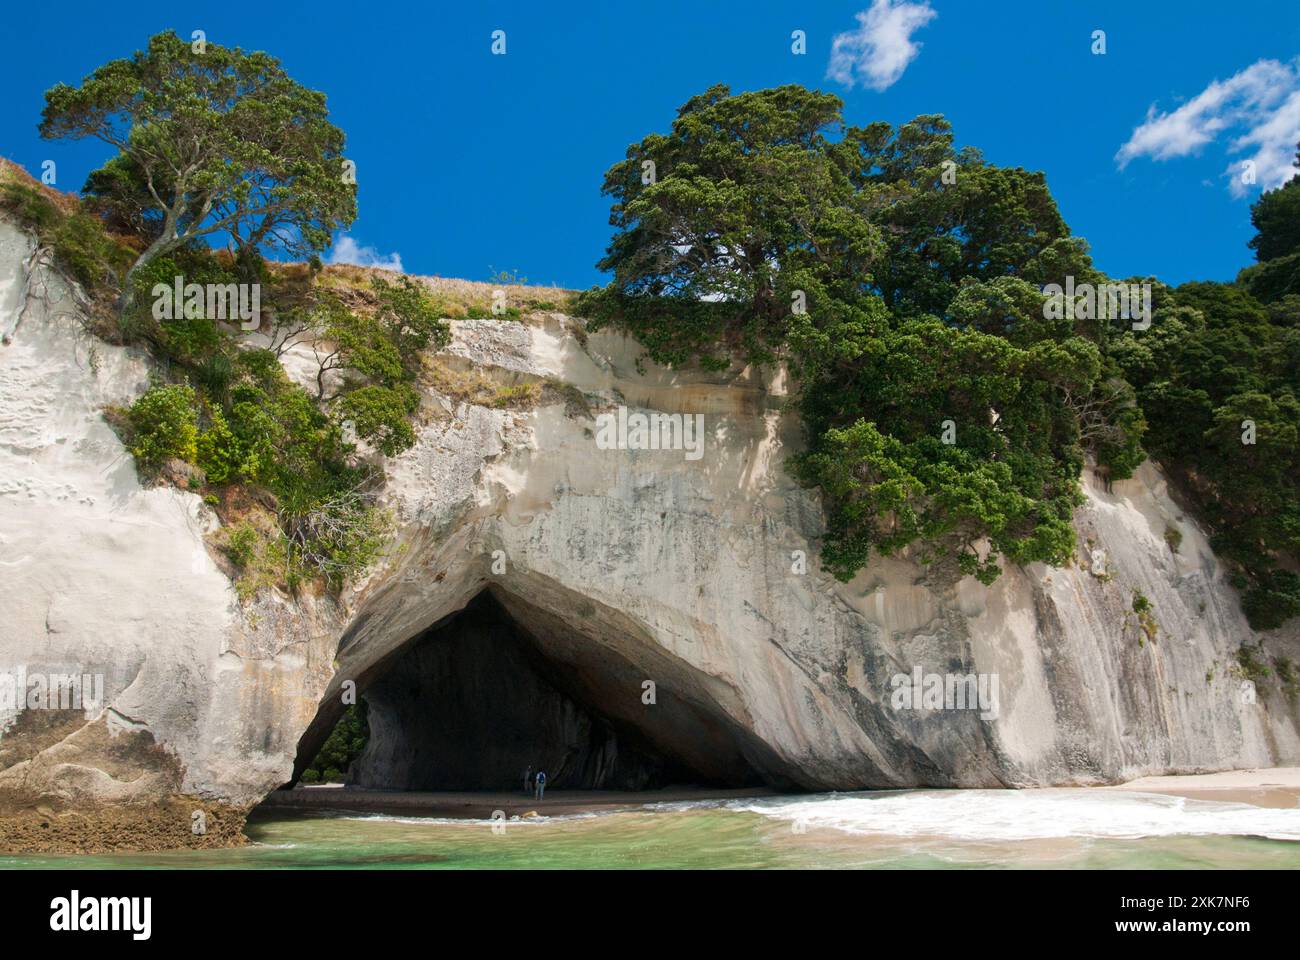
[583,83,882,368]
[582,83,1142,588]
[1238,143,1300,304]
[39,30,356,309]
[1247,142,1300,264]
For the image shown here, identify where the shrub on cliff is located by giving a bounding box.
[0,170,135,304]
[305,275,449,455]
[120,277,401,592]
[127,384,199,470]
[124,247,241,353]
[224,347,389,588]
[196,406,251,485]
[1111,194,1300,630]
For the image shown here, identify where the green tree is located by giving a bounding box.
[793,319,1088,582]
[1238,146,1300,304]
[301,702,370,783]
[585,83,1145,586]
[583,83,881,368]
[305,276,450,455]
[837,117,1073,319]
[40,30,356,308]
[1111,280,1300,629]
[1247,143,1300,263]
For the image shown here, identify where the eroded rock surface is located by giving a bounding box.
[1,214,1297,849]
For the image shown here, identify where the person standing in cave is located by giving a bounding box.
[523,765,533,796]
[534,769,547,801]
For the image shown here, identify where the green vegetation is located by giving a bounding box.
[299,703,369,784]
[108,265,440,591]
[40,30,356,312]
[578,83,1297,630]
[580,85,1143,589]
[305,274,451,454]
[1275,656,1297,695]
[465,303,523,321]
[1109,158,1300,629]
[5,32,449,598]
[126,384,198,470]
[1164,525,1183,554]
[491,382,541,408]
[1132,590,1158,644]
[213,514,290,602]
[1238,144,1300,303]
[0,168,136,310]
[1236,644,1272,683]
[423,360,545,412]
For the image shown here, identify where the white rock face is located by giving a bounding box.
[1,215,1295,815]
[0,220,340,807]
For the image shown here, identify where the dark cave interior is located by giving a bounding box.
[293,591,774,792]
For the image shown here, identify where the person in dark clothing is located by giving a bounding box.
[534,769,547,800]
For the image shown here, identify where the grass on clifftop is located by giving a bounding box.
[314,262,574,321]
[0,159,137,331]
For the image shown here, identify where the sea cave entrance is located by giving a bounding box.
[288,589,780,793]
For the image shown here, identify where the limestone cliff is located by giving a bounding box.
[1,215,1297,848]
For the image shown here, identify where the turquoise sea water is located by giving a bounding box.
[4,789,1299,869]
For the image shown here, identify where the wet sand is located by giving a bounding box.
[1103,767,1300,809]
[260,784,777,819]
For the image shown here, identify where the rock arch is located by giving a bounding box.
[290,582,794,790]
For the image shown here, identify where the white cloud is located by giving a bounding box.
[1226,88,1300,197]
[1115,59,1300,198]
[827,0,937,92]
[326,234,404,272]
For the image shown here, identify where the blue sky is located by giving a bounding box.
[3,1,1298,290]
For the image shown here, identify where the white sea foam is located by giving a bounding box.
[722,789,1300,842]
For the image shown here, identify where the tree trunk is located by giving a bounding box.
[116,233,181,319]
[117,197,184,320]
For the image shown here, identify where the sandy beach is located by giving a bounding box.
[261,768,1300,820]
[259,784,777,819]
[1103,768,1300,809]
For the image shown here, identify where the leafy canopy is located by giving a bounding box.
[583,84,881,368]
[40,30,356,300]
[583,84,1143,585]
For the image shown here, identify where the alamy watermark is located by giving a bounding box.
[1042,276,1152,330]
[594,405,705,461]
[50,890,150,940]
[152,276,261,329]
[889,666,999,720]
[0,666,104,712]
